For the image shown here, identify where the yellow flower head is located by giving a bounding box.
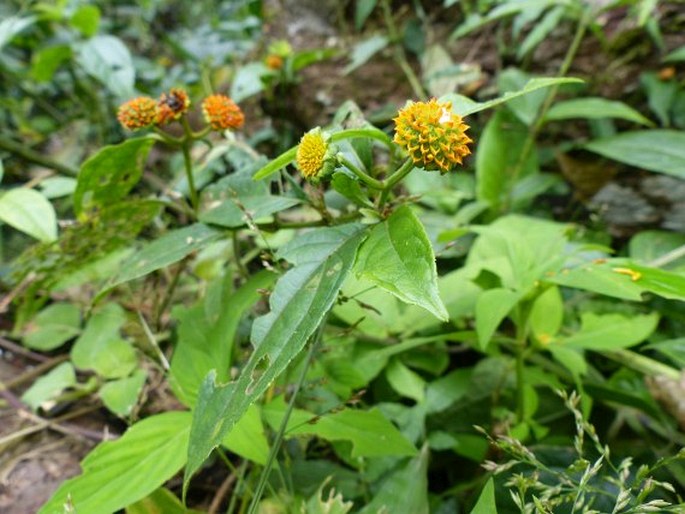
[393,98,472,174]
[156,88,190,125]
[296,127,333,182]
[201,94,245,131]
[117,96,157,130]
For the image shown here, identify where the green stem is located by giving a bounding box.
[380,0,427,100]
[330,128,395,151]
[337,154,385,190]
[180,118,199,212]
[377,158,415,207]
[504,8,590,212]
[0,135,78,176]
[246,322,325,514]
[602,349,680,380]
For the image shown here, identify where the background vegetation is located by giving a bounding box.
[1,0,685,513]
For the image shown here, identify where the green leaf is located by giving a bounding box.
[517,6,564,60]
[70,4,100,37]
[76,35,135,98]
[545,97,654,126]
[386,358,425,403]
[442,76,583,117]
[470,477,497,514]
[74,138,154,219]
[665,45,685,62]
[584,130,685,179]
[545,261,645,301]
[629,230,685,269]
[21,362,76,411]
[331,172,374,208]
[359,445,429,514]
[126,487,204,514]
[263,400,416,458]
[497,68,546,126]
[100,370,147,417]
[0,188,57,242]
[104,223,222,293]
[70,303,137,379]
[529,286,563,342]
[222,404,269,465]
[184,225,367,492]
[38,412,192,514]
[562,313,659,350]
[627,264,685,300]
[23,302,80,351]
[252,147,297,180]
[475,288,520,351]
[475,111,537,209]
[231,62,269,102]
[170,270,277,406]
[356,206,448,321]
[548,345,587,379]
[0,15,36,50]
[344,35,389,75]
[30,45,72,82]
[355,0,378,29]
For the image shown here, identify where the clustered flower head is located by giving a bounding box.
[117,89,244,133]
[296,127,335,182]
[117,97,158,130]
[202,94,245,131]
[393,98,472,174]
[155,88,190,125]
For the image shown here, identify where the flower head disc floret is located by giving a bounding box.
[156,88,190,125]
[202,94,245,131]
[393,98,472,174]
[296,128,334,182]
[117,97,157,130]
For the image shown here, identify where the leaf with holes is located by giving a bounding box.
[73,138,154,220]
[183,224,367,493]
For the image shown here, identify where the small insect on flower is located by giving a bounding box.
[393,98,472,174]
[117,96,157,130]
[156,88,190,125]
[296,127,335,183]
[201,94,245,131]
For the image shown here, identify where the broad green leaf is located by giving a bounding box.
[31,45,72,82]
[475,111,537,209]
[184,225,367,492]
[100,370,147,417]
[21,362,76,411]
[0,15,36,50]
[70,303,136,379]
[548,345,587,379]
[343,34,389,75]
[231,62,269,102]
[104,223,222,292]
[252,147,297,181]
[39,176,77,199]
[529,286,563,342]
[355,0,378,29]
[221,404,269,465]
[629,230,685,269]
[470,477,497,514]
[545,97,654,126]
[386,358,425,403]
[38,412,191,514]
[70,4,100,37]
[359,445,429,514]
[76,35,135,98]
[626,263,685,300]
[0,188,57,242]
[23,302,81,351]
[584,130,685,179]
[562,313,659,350]
[475,288,520,351]
[665,45,685,62]
[442,77,583,117]
[263,400,416,458]
[126,487,204,514]
[170,270,277,406]
[497,68,546,126]
[641,72,677,126]
[74,138,154,219]
[545,261,645,301]
[331,172,374,208]
[356,206,448,321]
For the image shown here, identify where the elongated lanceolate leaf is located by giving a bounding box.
[39,412,192,514]
[356,206,448,321]
[184,224,367,492]
[545,98,654,126]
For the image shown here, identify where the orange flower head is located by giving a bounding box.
[393,98,472,174]
[156,88,190,125]
[265,54,284,70]
[296,127,334,182]
[117,96,157,130]
[201,94,244,131]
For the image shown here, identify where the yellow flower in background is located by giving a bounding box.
[296,127,332,182]
[117,97,157,130]
[393,98,472,174]
[202,94,245,130]
[156,88,190,125]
